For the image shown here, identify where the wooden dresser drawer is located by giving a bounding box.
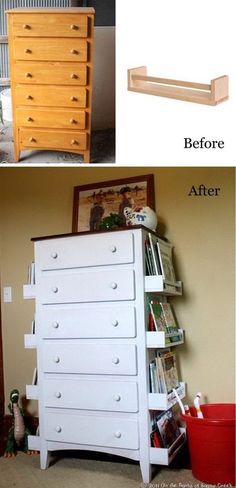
[15,85,87,108]
[43,343,137,375]
[44,378,138,413]
[36,233,134,270]
[19,129,87,151]
[40,306,136,339]
[11,13,88,38]
[39,269,135,304]
[13,62,87,86]
[16,108,86,130]
[45,411,139,450]
[13,38,88,62]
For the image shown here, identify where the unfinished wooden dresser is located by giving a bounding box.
[7,8,95,163]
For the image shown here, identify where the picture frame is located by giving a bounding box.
[157,238,177,286]
[72,174,155,232]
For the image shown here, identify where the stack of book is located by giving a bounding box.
[149,349,180,394]
[150,408,185,449]
[148,299,182,343]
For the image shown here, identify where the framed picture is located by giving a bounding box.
[157,238,177,286]
[72,174,155,232]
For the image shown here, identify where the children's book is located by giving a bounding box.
[158,350,180,393]
[153,409,181,448]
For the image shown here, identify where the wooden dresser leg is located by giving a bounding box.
[14,145,20,163]
[83,150,90,164]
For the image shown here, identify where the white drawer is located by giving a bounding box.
[43,343,137,375]
[44,378,138,413]
[45,411,139,450]
[39,269,135,304]
[39,306,136,338]
[35,232,134,270]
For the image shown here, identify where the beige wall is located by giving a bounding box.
[0,167,235,413]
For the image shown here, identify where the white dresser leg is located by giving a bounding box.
[140,460,152,483]
[40,448,50,470]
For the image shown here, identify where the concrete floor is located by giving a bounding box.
[0,123,115,165]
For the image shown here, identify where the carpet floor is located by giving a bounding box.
[0,451,216,488]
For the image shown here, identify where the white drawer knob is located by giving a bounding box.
[114,431,121,438]
[113,394,121,402]
[53,356,60,363]
[112,356,120,365]
[55,391,62,398]
[52,286,58,293]
[112,319,119,327]
[55,425,62,433]
[51,251,58,259]
[52,321,59,329]
[110,282,117,290]
[109,245,117,253]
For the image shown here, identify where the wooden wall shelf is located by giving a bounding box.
[128,66,229,105]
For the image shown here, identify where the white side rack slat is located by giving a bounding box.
[146,329,184,348]
[150,428,186,465]
[24,334,37,349]
[145,276,182,296]
[26,384,39,400]
[148,382,186,410]
[23,284,36,299]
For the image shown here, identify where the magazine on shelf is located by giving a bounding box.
[158,350,180,393]
[145,235,162,276]
[151,408,182,448]
[149,350,180,394]
[148,299,182,343]
[157,238,177,286]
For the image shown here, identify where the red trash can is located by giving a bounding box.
[181,403,236,485]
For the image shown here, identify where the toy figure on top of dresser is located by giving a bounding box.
[7,7,95,163]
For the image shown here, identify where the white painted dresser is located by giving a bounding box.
[24,226,185,482]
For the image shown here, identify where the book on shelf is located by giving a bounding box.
[149,350,180,394]
[158,350,180,393]
[145,234,162,276]
[28,261,35,285]
[32,367,38,385]
[151,408,182,449]
[148,299,182,343]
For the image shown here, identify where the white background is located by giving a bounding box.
[115,0,235,166]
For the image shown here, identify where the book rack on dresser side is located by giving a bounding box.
[23,226,185,483]
[7,8,95,163]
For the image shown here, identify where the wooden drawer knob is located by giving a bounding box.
[113,394,121,402]
[70,96,77,102]
[109,245,117,253]
[23,24,31,29]
[27,117,33,122]
[29,137,36,143]
[70,24,79,30]
[51,251,58,259]
[24,49,32,54]
[54,391,62,398]
[112,356,120,365]
[25,72,32,78]
[52,321,59,329]
[110,282,118,289]
[70,49,78,55]
[70,74,78,79]
[26,95,33,100]
[71,139,79,145]
[70,118,77,124]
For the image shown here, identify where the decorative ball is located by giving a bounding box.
[123,206,158,231]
